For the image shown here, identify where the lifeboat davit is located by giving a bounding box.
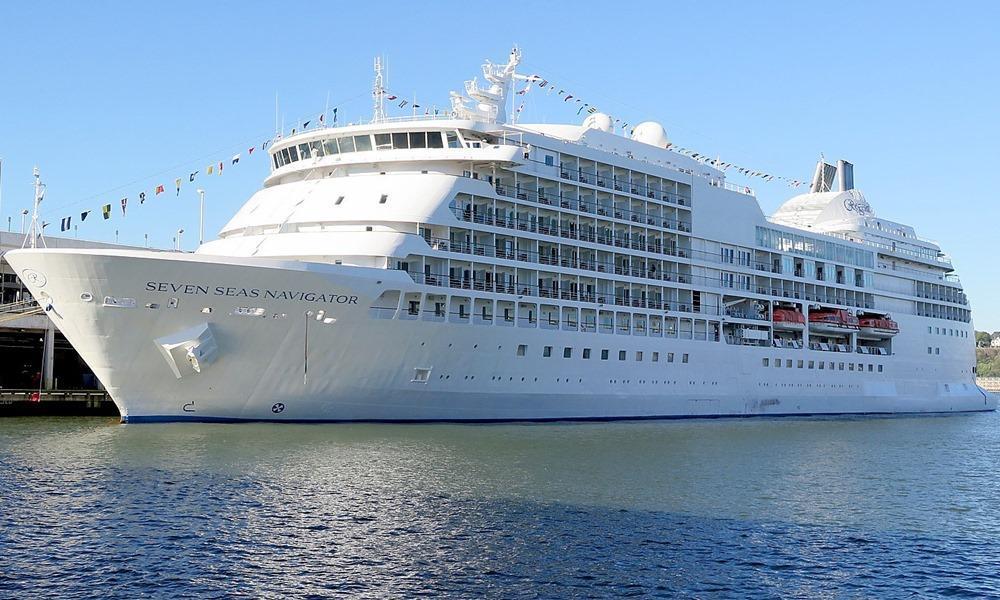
[808,308,859,335]
[772,307,805,332]
[858,315,899,339]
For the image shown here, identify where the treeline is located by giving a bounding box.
[977,348,1000,377]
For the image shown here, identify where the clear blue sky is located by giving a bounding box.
[2,1,998,329]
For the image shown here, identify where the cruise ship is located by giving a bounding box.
[6,50,994,422]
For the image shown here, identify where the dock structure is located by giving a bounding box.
[979,377,1000,393]
[0,231,138,397]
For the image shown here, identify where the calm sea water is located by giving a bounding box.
[2,412,999,598]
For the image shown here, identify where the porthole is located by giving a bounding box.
[80,292,94,302]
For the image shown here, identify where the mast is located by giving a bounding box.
[372,56,386,123]
[22,166,46,249]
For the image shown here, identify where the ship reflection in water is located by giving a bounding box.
[2,413,999,597]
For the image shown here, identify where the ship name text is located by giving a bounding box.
[145,281,358,304]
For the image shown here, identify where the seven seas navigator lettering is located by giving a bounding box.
[144,281,358,304]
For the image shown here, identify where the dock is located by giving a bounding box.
[0,390,118,417]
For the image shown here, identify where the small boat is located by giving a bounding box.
[808,308,859,335]
[772,307,805,331]
[858,314,899,339]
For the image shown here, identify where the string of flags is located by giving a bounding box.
[54,137,277,232]
[518,74,807,188]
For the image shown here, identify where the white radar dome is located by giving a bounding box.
[582,112,613,132]
[630,121,669,148]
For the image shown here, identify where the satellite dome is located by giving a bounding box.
[582,112,613,132]
[630,121,669,148]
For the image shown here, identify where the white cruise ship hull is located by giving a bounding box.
[5,248,994,422]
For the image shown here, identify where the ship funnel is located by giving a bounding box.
[837,160,854,191]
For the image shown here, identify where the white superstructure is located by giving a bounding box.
[5,50,994,422]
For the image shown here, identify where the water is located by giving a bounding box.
[2,413,999,598]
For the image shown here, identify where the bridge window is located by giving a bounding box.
[339,136,356,153]
[409,132,427,148]
[427,131,444,148]
[298,143,311,159]
[324,139,340,155]
[354,135,373,151]
[392,132,409,149]
[375,133,391,149]
[446,131,461,148]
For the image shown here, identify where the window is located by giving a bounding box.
[288,145,299,161]
[808,361,814,369]
[839,363,845,370]
[619,350,627,361]
[927,347,933,354]
[339,136,356,153]
[868,364,874,372]
[545,155,555,166]
[849,363,855,371]
[374,133,392,149]
[563,347,572,358]
[446,131,462,148]
[543,346,552,358]
[335,195,344,205]
[935,347,940,355]
[354,135,372,151]
[829,362,835,370]
[786,359,792,368]
[857,363,863,371]
[819,361,825,370]
[763,358,769,367]
[878,365,884,373]
[323,139,340,155]
[281,148,291,164]
[636,351,643,361]
[652,352,659,362]
[797,360,804,369]
[409,132,427,149]
[601,349,609,360]
[426,132,443,148]
[379,194,388,204]
[774,358,780,368]
[516,344,526,357]
[298,143,311,159]
[583,348,592,359]
[391,132,409,149]
[682,353,689,363]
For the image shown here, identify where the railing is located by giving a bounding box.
[395,269,722,316]
[492,182,692,232]
[0,299,41,314]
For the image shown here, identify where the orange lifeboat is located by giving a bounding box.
[772,307,805,332]
[858,314,899,339]
[808,308,859,335]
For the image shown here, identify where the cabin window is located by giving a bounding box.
[563,347,572,358]
[516,344,526,357]
[427,132,444,148]
[652,352,659,362]
[379,194,388,204]
[583,348,592,359]
[374,133,392,149]
[354,135,373,151]
[619,350,626,361]
[808,361,815,369]
[797,360,804,369]
[636,351,643,362]
[335,196,344,205]
[541,345,553,358]
[392,132,409,149]
[601,349,609,360]
[682,354,689,363]
[409,132,427,148]
[818,361,825,370]
[762,358,769,367]
[545,155,554,166]
[667,353,674,363]
[878,365,883,373]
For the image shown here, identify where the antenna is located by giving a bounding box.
[372,56,386,123]
[22,166,46,249]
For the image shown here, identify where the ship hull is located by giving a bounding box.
[6,248,994,422]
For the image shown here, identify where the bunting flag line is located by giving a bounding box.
[175,178,182,195]
[332,107,338,124]
[232,154,240,165]
[218,161,223,174]
[155,184,165,195]
[102,204,111,220]
[248,147,254,156]
[207,164,214,175]
[189,171,198,182]
[60,216,71,232]
[80,210,90,222]
[120,197,127,216]
[139,191,146,204]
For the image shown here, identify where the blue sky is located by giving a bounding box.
[1,1,998,329]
